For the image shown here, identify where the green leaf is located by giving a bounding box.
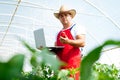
[30,55,38,67]
[40,48,61,71]
[21,40,36,53]
[0,54,24,80]
[80,46,103,80]
[80,40,120,80]
[58,69,70,79]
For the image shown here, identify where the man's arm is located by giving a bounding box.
[60,34,85,47]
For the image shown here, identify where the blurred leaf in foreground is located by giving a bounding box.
[0,54,24,80]
[80,40,120,80]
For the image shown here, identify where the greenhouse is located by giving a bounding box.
[0,0,120,80]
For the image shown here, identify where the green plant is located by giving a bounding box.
[80,40,120,80]
[0,54,24,80]
[92,62,120,80]
[20,40,73,80]
[0,39,120,80]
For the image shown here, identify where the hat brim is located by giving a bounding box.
[54,9,76,19]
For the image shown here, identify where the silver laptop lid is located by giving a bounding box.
[34,28,46,49]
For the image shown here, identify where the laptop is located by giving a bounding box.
[33,28,64,53]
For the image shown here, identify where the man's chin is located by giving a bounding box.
[63,22,68,25]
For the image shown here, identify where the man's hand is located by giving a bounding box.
[60,36,69,44]
[60,31,69,44]
[37,46,43,50]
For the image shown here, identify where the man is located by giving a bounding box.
[54,5,86,80]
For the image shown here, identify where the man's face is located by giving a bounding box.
[58,12,72,25]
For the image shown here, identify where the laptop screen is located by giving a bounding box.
[34,28,46,49]
[34,28,64,50]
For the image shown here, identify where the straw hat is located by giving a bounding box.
[54,5,76,19]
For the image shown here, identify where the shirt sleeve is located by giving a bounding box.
[71,24,86,39]
[75,24,86,35]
